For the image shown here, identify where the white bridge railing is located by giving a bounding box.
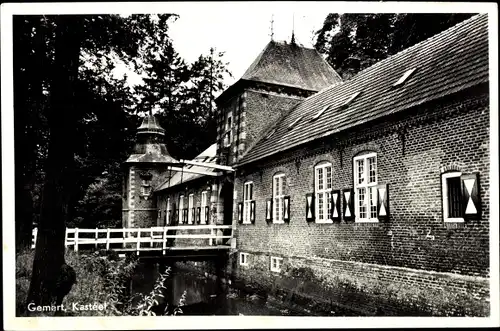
[31,225,233,255]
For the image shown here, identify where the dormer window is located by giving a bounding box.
[288,116,303,130]
[341,91,362,109]
[393,68,417,87]
[265,128,277,140]
[311,105,331,121]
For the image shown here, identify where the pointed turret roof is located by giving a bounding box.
[241,40,342,91]
[125,114,179,165]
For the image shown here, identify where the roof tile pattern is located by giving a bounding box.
[242,40,343,91]
[239,14,489,166]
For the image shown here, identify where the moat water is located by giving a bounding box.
[130,262,312,316]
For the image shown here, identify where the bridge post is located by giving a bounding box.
[65,227,68,250]
[106,228,110,250]
[150,228,153,248]
[136,229,141,256]
[74,228,79,252]
[95,228,98,249]
[162,226,167,255]
[122,227,126,248]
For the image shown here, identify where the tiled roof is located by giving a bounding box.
[238,14,489,166]
[241,40,343,91]
[155,144,217,191]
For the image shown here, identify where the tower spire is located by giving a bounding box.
[291,13,296,44]
[269,14,274,41]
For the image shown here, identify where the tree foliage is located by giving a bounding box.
[14,14,230,309]
[314,13,474,79]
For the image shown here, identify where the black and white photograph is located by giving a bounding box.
[2,1,499,329]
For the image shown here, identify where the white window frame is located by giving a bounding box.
[201,191,208,224]
[315,162,333,223]
[353,152,378,223]
[166,198,171,225]
[188,194,194,224]
[141,178,152,196]
[442,172,464,223]
[243,181,254,224]
[273,173,286,223]
[179,195,184,223]
[270,256,283,273]
[239,252,249,266]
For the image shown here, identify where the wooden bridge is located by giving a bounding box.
[31,225,234,259]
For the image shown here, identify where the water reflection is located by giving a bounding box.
[130,262,297,316]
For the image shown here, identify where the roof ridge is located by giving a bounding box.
[236,13,489,167]
[311,46,344,81]
[353,13,485,78]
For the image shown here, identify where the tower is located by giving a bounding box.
[122,113,179,228]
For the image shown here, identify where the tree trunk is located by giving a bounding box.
[13,16,41,252]
[27,16,81,308]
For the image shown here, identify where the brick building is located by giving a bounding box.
[123,14,491,315]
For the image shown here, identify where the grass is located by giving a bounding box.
[16,248,141,316]
[16,248,186,317]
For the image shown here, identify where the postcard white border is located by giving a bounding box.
[2,1,499,329]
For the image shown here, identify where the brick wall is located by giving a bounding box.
[243,90,303,159]
[231,88,490,315]
[216,87,305,166]
[156,178,216,247]
[123,166,170,228]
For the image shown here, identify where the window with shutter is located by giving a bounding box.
[201,191,208,224]
[314,162,333,223]
[377,184,390,222]
[353,153,378,222]
[265,198,273,223]
[442,172,464,222]
[250,200,256,223]
[205,206,210,223]
[188,194,194,224]
[243,182,254,224]
[237,202,244,223]
[331,190,341,222]
[179,195,184,224]
[283,196,291,223]
[166,198,171,225]
[306,193,315,222]
[461,173,481,220]
[343,188,355,222]
[273,173,286,223]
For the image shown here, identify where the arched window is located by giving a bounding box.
[273,173,286,223]
[315,162,332,223]
[353,152,378,222]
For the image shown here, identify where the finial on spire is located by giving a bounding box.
[291,13,296,44]
[269,14,274,41]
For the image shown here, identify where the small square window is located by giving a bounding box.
[240,252,249,266]
[270,256,283,273]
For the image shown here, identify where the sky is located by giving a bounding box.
[106,1,492,90]
[167,8,328,86]
[115,3,330,88]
